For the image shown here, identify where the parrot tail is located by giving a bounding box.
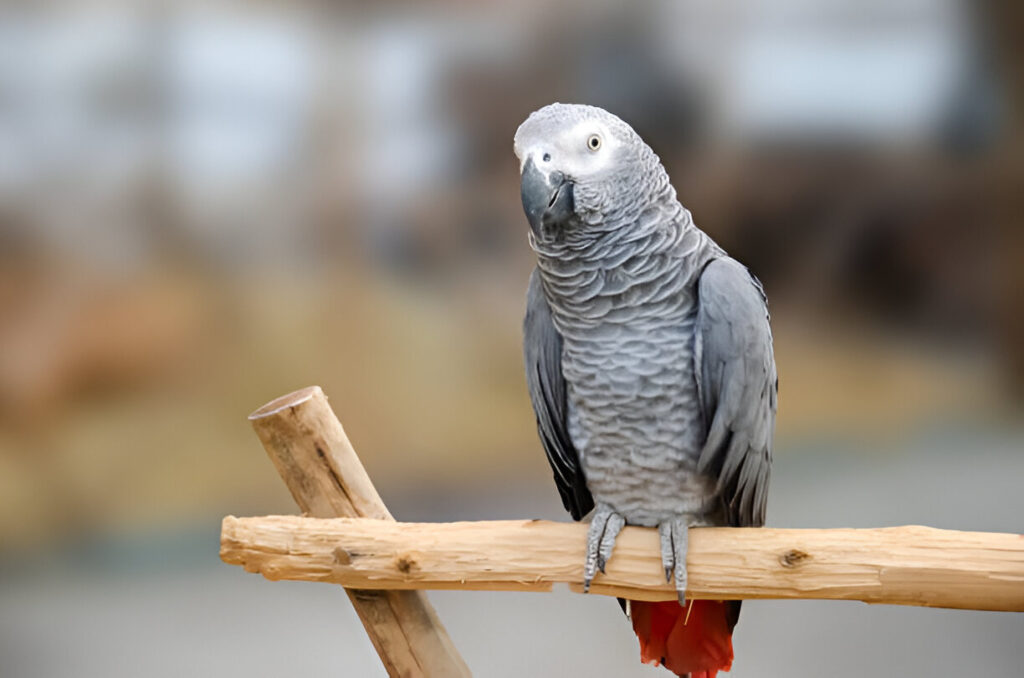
[629,599,735,677]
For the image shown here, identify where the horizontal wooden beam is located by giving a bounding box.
[221,515,1024,612]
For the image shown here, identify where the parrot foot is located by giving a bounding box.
[582,504,625,592]
[658,518,690,605]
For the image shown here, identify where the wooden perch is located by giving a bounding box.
[246,387,469,678]
[222,515,1024,612]
[231,385,1022,677]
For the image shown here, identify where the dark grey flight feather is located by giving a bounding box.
[523,269,595,521]
[694,257,777,528]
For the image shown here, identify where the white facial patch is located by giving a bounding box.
[514,118,620,179]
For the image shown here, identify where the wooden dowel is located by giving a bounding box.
[245,387,470,678]
[222,515,1024,612]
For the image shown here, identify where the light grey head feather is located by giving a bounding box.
[514,103,678,231]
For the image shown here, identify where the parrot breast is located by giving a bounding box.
[536,212,723,526]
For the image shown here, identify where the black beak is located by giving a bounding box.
[520,158,575,239]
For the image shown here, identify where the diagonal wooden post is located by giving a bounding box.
[247,386,471,678]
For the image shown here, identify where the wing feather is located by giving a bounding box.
[695,258,777,528]
[524,269,594,521]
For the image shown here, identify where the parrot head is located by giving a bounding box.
[514,103,672,241]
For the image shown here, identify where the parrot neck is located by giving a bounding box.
[531,201,723,331]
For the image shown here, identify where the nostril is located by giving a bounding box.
[542,152,551,162]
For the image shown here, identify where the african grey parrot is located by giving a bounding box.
[516,103,776,677]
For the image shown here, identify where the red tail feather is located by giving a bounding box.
[630,599,734,677]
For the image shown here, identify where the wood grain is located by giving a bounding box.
[222,515,1024,612]
[246,386,470,678]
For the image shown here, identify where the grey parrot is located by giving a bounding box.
[516,103,776,677]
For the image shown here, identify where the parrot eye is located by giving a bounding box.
[587,134,602,151]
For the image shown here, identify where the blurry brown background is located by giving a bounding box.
[1,1,1022,677]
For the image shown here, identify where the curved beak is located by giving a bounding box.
[520,158,575,238]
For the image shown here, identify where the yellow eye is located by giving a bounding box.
[587,134,602,151]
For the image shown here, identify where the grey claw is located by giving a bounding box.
[671,519,689,601]
[659,518,691,601]
[583,506,609,592]
[659,522,674,583]
[597,513,624,574]
[584,505,624,591]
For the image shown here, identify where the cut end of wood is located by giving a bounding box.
[243,386,470,677]
[249,386,323,420]
[219,515,243,566]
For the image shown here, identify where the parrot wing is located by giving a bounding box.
[694,257,777,528]
[524,268,594,521]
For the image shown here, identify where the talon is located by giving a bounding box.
[659,517,691,601]
[671,519,690,602]
[583,504,624,591]
[597,513,624,575]
[658,522,675,583]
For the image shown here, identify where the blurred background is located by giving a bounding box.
[1,0,1022,676]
